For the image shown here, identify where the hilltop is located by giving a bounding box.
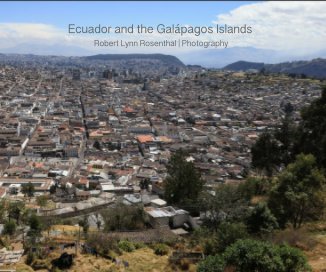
[224,58,326,79]
[83,53,185,67]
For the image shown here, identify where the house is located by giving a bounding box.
[144,206,189,228]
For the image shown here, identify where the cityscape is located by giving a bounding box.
[0,1,326,272]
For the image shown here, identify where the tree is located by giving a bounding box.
[140,178,150,191]
[93,140,101,150]
[164,149,203,205]
[246,203,278,234]
[28,213,42,235]
[21,182,35,198]
[49,184,57,195]
[283,102,294,115]
[2,220,16,236]
[237,177,271,200]
[78,216,89,235]
[268,154,326,228]
[294,86,326,168]
[95,213,101,230]
[274,116,296,166]
[8,201,25,224]
[36,195,48,208]
[0,200,6,224]
[200,184,249,230]
[251,131,281,176]
[204,222,248,255]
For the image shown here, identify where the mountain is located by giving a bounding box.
[223,58,326,79]
[83,54,185,67]
[178,47,287,68]
[178,47,326,68]
[224,61,264,71]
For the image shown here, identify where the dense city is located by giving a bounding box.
[0,54,325,271]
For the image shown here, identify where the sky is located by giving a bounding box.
[0,1,254,27]
[0,1,325,59]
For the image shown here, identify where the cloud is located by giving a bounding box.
[212,1,326,54]
[0,2,325,57]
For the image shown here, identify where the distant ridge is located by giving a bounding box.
[224,61,264,71]
[83,53,185,67]
[224,58,326,79]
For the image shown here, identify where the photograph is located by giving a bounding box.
[0,1,325,271]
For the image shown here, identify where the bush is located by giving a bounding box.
[102,204,147,231]
[86,234,119,255]
[204,222,248,255]
[134,242,145,249]
[179,259,191,270]
[153,243,169,256]
[2,220,16,236]
[238,177,271,200]
[51,252,74,270]
[198,239,311,272]
[197,255,225,272]
[118,240,135,252]
[32,259,50,270]
[25,251,36,266]
[246,203,279,234]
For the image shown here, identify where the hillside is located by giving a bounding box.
[223,58,326,79]
[224,61,264,71]
[84,54,185,67]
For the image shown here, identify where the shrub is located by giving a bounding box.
[25,251,36,266]
[198,239,311,272]
[2,220,16,236]
[179,259,191,270]
[118,240,135,252]
[51,252,74,270]
[197,255,225,272]
[134,242,145,249]
[86,233,119,255]
[32,259,50,270]
[246,203,279,234]
[102,204,146,231]
[204,222,248,255]
[153,243,169,256]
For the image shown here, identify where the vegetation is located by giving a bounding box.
[198,239,311,272]
[21,182,35,198]
[200,184,249,230]
[118,240,136,252]
[238,176,271,200]
[164,149,203,206]
[78,215,89,235]
[2,220,16,236]
[246,203,278,234]
[204,222,248,255]
[252,86,326,172]
[294,86,326,168]
[269,154,326,228]
[28,213,42,235]
[8,201,25,224]
[86,233,120,256]
[0,200,6,223]
[251,131,281,176]
[101,203,146,231]
[36,195,48,208]
[197,255,225,272]
[153,243,169,256]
